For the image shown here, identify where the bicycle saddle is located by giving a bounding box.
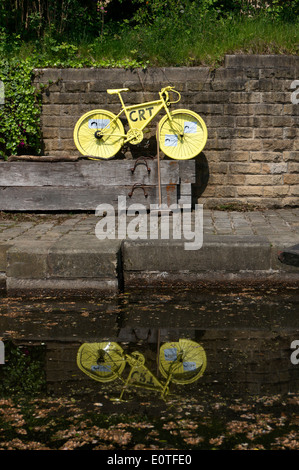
[107,88,129,94]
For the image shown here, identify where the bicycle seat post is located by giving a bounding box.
[107,88,129,110]
[116,91,126,110]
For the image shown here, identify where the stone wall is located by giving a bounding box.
[34,55,299,208]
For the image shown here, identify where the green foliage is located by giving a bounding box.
[0,57,42,159]
[0,341,46,396]
[130,0,219,25]
[0,0,99,39]
[0,0,298,41]
[213,0,298,19]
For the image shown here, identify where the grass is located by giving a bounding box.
[121,13,299,67]
[2,12,298,68]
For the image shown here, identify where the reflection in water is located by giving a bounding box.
[76,339,207,402]
[0,287,299,450]
[0,287,298,397]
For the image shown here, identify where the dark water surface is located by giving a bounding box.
[0,286,298,450]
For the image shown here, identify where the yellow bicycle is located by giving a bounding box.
[76,339,207,401]
[73,86,208,161]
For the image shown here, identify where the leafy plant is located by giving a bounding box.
[0,58,42,160]
[0,341,46,396]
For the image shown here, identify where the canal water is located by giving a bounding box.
[0,285,298,450]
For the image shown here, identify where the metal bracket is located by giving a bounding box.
[130,156,154,174]
[128,183,149,198]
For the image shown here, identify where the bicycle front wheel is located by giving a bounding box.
[158,109,207,160]
[73,110,125,159]
[77,342,126,382]
[159,339,207,384]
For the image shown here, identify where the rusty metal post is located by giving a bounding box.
[156,122,162,207]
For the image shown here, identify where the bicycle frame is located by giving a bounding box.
[114,351,172,402]
[97,86,181,144]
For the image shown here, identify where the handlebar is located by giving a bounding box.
[160,86,181,105]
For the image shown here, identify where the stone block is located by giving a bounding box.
[48,238,122,279]
[225,55,299,69]
[123,236,271,274]
[0,244,10,271]
[237,186,264,197]
[230,163,262,174]
[6,241,50,278]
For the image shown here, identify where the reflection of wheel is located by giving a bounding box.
[73,110,125,159]
[158,109,207,160]
[77,342,126,382]
[159,339,207,384]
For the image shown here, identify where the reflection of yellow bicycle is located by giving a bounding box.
[73,86,208,160]
[76,339,207,401]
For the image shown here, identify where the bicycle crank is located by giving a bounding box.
[126,129,143,145]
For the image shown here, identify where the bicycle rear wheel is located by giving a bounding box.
[77,342,126,382]
[159,339,206,384]
[158,109,207,160]
[73,110,125,159]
